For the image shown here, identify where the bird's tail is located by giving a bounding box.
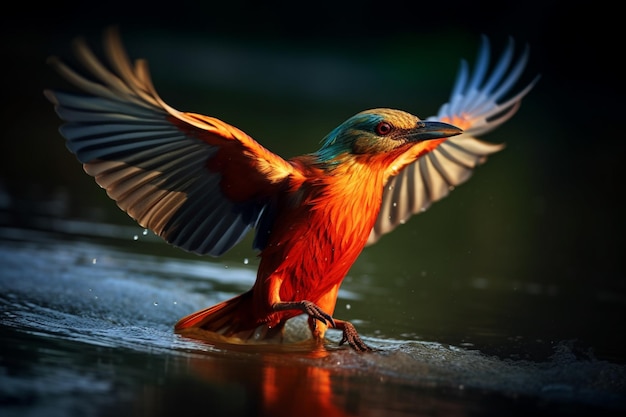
[174,290,287,343]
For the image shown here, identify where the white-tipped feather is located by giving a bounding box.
[368,36,537,244]
[46,28,267,256]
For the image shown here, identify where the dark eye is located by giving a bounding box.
[375,121,393,136]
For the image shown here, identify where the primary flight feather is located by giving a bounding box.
[45,29,537,351]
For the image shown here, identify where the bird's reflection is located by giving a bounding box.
[176,328,356,417]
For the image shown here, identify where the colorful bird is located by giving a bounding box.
[45,28,537,351]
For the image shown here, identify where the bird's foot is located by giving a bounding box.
[334,319,372,352]
[272,300,336,328]
[272,301,371,352]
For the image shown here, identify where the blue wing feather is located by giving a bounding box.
[368,36,538,245]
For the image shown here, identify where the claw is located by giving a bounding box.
[303,300,336,328]
[272,300,336,328]
[272,301,371,352]
[338,321,372,352]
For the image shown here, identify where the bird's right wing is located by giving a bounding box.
[368,36,539,245]
[45,28,298,256]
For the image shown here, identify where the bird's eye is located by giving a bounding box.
[375,121,393,136]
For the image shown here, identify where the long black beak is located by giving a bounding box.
[409,120,463,141]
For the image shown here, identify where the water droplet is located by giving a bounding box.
[142,229,148,236]
[392,202,397,207]
[224,265,229,269]
[346,304,351,310]
[243,258,249,265]
[153,301,158,306]
[173,301,177,305]
[133,235,139,241]
[92,258,97,264]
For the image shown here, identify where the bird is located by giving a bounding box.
[45,28,537,352]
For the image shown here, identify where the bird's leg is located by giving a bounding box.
[333,319,372,352]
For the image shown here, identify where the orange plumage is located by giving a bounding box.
[45,29,537,351]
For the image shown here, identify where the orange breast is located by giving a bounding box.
[252,162,386,321]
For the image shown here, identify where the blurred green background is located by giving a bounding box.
[1,1,623,361]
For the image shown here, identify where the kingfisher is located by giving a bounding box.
[45,28,537,351]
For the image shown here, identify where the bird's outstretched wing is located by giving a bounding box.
[368,36,538,245]
[45,28,296,256]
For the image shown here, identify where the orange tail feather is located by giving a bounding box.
[174,290,286,343]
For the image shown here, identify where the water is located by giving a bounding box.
[1,210,625,417]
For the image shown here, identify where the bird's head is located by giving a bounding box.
[314,109,462,175]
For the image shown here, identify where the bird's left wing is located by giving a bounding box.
[368,36,538,245]
[45,28,296,256]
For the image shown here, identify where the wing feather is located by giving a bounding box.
[46,27,294,256]
[368,36,538,244]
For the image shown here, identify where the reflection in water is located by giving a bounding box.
[1,218,625,416]
[181,343,352,417]
[133,335,472,417]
